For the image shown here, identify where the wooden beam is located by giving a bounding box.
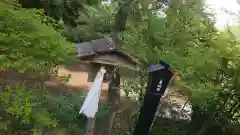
[87,54,137,70]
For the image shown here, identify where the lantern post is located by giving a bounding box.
[133,60,174,135]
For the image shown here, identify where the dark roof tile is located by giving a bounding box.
[77,38,138,64]
[77,42,94,57]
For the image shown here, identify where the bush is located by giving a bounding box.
[0,1,78,134]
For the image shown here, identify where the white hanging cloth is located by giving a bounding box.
[79,66,106,118]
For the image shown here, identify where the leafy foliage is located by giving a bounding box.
[0,1,78,134]
[0,2,75,72]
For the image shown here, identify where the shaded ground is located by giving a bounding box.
[94,89,191,135]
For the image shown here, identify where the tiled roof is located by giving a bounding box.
[77,38,138,64]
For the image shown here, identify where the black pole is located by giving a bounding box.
[133,60,173,135]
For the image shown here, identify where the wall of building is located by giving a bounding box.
[44,61,109,101]
[0,60,136,101]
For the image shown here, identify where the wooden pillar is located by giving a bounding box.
[85,117,95,135]
[105,69,120,135]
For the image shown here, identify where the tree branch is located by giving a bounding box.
[111,0,134,45]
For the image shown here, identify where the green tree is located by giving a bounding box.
[0,1,77,134]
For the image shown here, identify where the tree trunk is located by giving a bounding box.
[85,117,95,135]
[105,71,120,135]
[111,0,133,45]
[104,0,134,134]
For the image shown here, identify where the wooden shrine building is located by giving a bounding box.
[45,37,138,101]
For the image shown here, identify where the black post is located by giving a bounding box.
[133,60,173,135]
